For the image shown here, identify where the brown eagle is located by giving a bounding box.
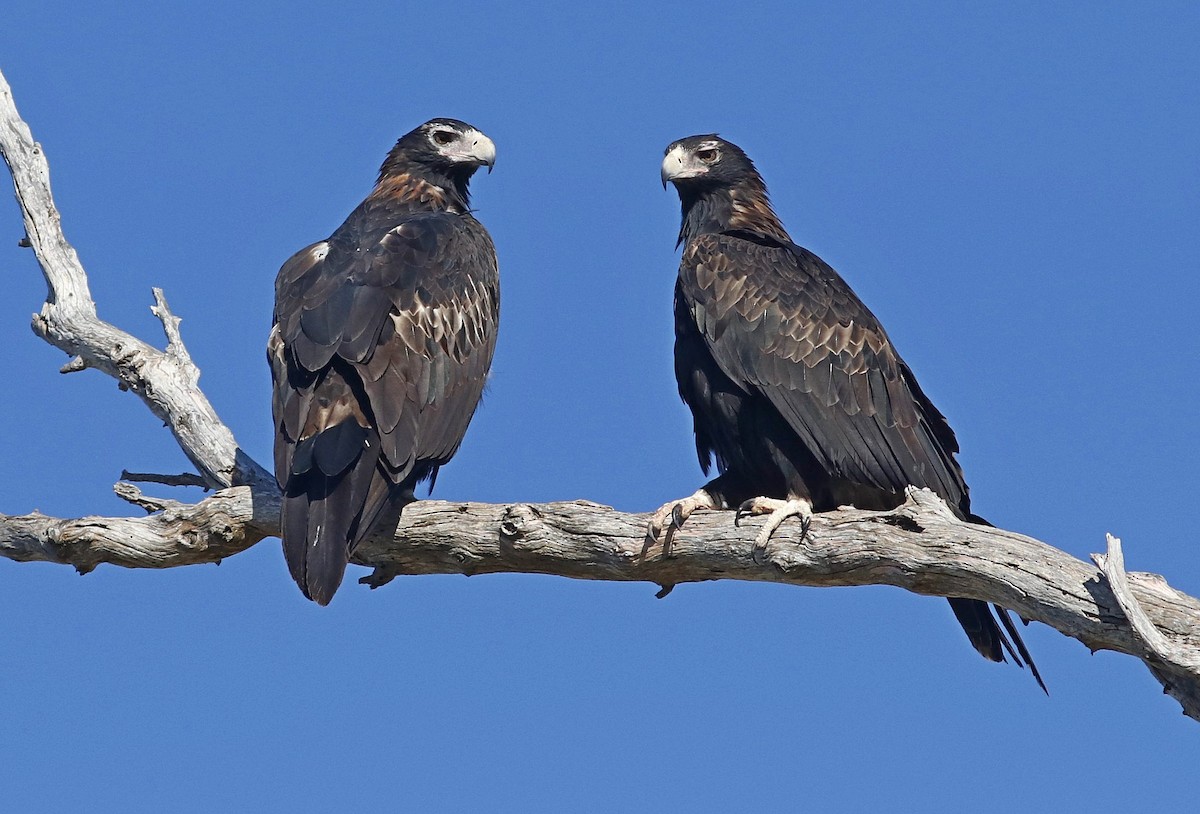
[269,119,499,605]
[650,134,1043,689]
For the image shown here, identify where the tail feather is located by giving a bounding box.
[994,603,1047,693]
[948,597,1004,662]
[281,425,399,605]
[947,596,1047,693]
[942,512,1047,691]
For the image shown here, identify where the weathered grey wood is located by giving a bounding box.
[0,486,274,571]
[2,65,1199,723]
[2,486,1199,720]
[0,68,272,492]
[1093,534,1200,718]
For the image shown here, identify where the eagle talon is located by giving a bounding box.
[670,504,687,530]
[736,496,815,563]
[661,521,679,557]
[644,490,718,557]
[734,499,756,526]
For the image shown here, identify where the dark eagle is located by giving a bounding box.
[650,134,1044,689]
[269,118,499,605]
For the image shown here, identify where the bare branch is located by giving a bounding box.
[59,355,88,374]
[112,482,186,514]
[120,470,210,489]
[0,487,273,572]
[2,487,1199,719]
[3,65,1200,726]
[148,287,196,373]
[1093,534,1200,716]
[0,68,273,492]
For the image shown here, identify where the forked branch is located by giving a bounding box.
[0,69,272,492]
[2,66,1199,722]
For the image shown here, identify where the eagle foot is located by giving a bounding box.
[734,497,814,563]
[644,489,718,557]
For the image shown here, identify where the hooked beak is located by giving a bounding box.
[661,143,700,188]
[446,129,496,174]
[463,130,497,173]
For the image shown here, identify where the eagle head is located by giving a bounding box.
[379,118,496,190]
[661,134,785,245]
[661,135,757,190]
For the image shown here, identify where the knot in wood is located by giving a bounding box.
[498,503,544,549]
[179,527,205,551]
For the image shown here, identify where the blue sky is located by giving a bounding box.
[1,2,1197,811]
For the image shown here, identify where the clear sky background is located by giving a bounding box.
[1,3,1197,811]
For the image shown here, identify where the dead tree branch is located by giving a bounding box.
[0,68,272,492]
[2,487,1199,720]
[3,66,1199,723]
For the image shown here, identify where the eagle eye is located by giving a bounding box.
[431,130,457,146]
[696,148,719,163]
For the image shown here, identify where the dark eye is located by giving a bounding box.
[696,148,718,163]
[432,130,456,146]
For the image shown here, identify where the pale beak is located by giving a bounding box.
[661,144,692,187]
[467,131,497,173]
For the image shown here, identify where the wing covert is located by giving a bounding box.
[677,231,966,505]
[272,211,499,481]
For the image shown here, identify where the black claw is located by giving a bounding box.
[800,515,812,540]
[669,503,686,530]
[661,525,677,558]
[655,583,675,599]
[734,499,756,526]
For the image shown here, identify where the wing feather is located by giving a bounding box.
[678,232,968,509]
[270,207,498,603]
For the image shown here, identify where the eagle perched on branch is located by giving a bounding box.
[650,134,1044,690]
[269,119,499,605]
